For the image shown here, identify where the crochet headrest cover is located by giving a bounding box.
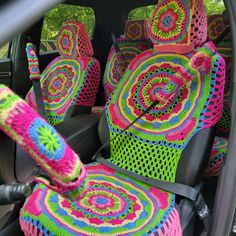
[124,19,150,40]
[149,0,207,54]
[56,20,94,58]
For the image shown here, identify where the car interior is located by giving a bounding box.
[0,0,235,235]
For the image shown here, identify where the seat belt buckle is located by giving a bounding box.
[194,192,211,233]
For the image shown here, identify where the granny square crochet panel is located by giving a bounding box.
[103,19,153,99]
[25,20,100,125]
[150,0,207,54]
[106,42,225,184]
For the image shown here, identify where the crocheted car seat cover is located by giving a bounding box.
[25,21,100,125]
[0,85,88,200]
[56,20,94,57]
[150,0,207,54]
[204,136,228,177]
[103,19,153,99]
[106,42,225,183]
[208,15,231,99]
[124,19,150,40]
[17,42,225,236]
[208,14,231,137]
[25,43,41,80]
[20,163,181,236]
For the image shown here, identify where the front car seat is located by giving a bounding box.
[25,20,100,125]
[0,0,225,235]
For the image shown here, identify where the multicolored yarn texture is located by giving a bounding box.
[20,163,181,236]
[103,19,153,99]
[204,136,228,177]
[203,15,231,177]
[150,0,207,54]
[207,14,231,135]
[0,35,225,236]
[0,85,88,200]
[57,20,94,58]
[25,21,100,125]
[106,41,225,184]
[25,43,41,80]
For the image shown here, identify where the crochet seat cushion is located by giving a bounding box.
[25,20,100,125]
[20,163,181,236]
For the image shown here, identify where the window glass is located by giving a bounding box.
[0,43,10,59]
[128,1,225,23]
[40,5,95,53]
[128,5,156,22]
[204,0,225,15]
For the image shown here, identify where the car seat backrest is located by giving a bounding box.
[100,0,225,186]
[103,19,153,99]
[25,20,100,125]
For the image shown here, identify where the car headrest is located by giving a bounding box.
[124,19,150,40]
[56,20,94,58]
[149,0,207,54]
[207,14,230,41]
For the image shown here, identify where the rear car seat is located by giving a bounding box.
[25,20,100,125]
[0,0,226,235]
[204,14,231,178]
[92,19,153,115]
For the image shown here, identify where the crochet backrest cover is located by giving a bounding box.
[103,19,153,99]
[105,0,225,184]
[25,20,100,125]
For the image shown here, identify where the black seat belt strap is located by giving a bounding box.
[92,100,159,161]
[96,156,211,233]
[33,80,47,118]
[92,96,210,233]
[26,42,47,118]
[111,32,128,67]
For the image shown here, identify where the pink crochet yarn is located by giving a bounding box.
[150,0,207,54]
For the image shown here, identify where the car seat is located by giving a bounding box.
[92,19,152,115]
[0,0,225,235]
[103,19,153,99]
[25,20,100,125]
[204,14,231,178]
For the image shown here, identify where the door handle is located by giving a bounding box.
[0,72,11,77]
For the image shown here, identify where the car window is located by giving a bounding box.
[128,0,225,23]
[0,43,10,59]
[128,5,156,22]
[40,4,95,53]
[205,0,225,15]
